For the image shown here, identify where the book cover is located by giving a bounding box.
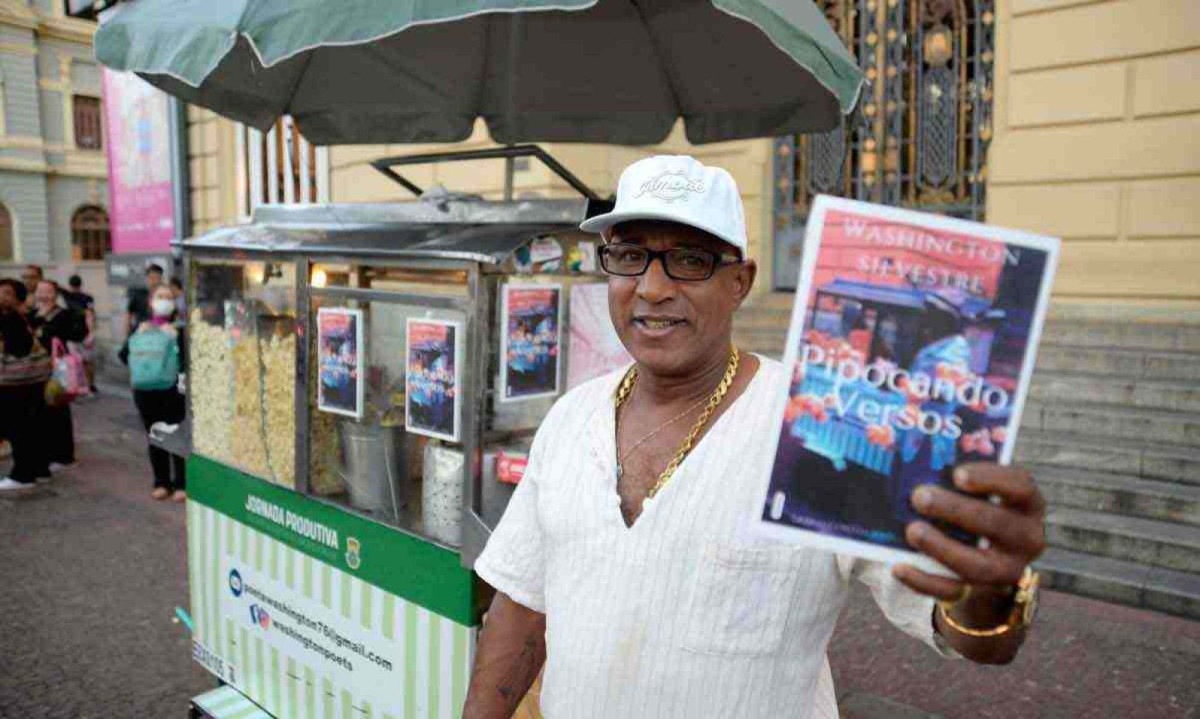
[316,307,364,419]
[753,196,1060,574]
[405,318,463,442]
[500,283,563,402]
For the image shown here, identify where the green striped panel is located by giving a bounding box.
[405,602,417,719]
[187,478,481,718]
[240,626,250,697]
[427,613,441,719]
[303,554,314,600]
[285,539,296,590]
[287,657,299,719]
[305,666,317,719]
[320,674,332,719]
[269,647,281,716]
[187,456,478,626]
[207,506,219,652]
[185,503,201,644]
[269,532,280,582]
[361,576,374,631]
[452,619,469,714]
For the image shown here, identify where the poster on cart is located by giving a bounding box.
[406,318,463,442]
[317,308,365,418]
[753,195,1059,575]
[567,282,632,389]
[500,283,562,402]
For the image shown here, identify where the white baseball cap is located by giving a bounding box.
[580,155,748,256]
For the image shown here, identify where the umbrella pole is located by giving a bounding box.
[504,147,514,201]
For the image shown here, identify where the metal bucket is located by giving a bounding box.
[339,421,408,517]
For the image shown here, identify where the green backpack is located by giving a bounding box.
[128,327,180,390]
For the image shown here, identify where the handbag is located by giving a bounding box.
[45,337,90,406]
[0,342,51,387]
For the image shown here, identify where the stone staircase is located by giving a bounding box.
[734,293,1200,620]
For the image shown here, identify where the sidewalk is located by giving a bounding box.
[2,390,1199,717]
[0,387,212,717]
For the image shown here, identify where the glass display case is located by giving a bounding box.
[188,258,299,488]
[181,195,617,566]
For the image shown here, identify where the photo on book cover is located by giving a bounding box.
[316,307,364,419]
[753,196,1060,574]
[405,318,463,442]
[500,283,563,402]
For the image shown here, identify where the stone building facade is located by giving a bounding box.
[0,0,108,264]
[0,1,122,361]
[186,0,1199,314]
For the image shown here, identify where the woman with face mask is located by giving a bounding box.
[29,280,87,472]
[128,284,188,501]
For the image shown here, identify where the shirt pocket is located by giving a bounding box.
[681,542,802,657]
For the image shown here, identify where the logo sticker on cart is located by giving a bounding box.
[250,604,272,630]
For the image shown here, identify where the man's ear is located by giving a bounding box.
[733,259,758,306]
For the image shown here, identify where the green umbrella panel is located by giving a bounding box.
[95,0,864,145]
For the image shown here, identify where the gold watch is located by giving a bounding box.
[938,567,1040,638]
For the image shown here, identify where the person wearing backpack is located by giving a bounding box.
[129,284,188,501]
[0,278,51,491]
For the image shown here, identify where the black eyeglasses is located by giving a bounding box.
[598,243,741,281]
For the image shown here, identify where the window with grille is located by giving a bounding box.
[73,95,103,150]
[236,116,329,219]
[71,205,111,261]
[0,203,13,261]
[772,0,995,288]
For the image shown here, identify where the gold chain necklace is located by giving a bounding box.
[614,346,741,499]
[617,394,709,466]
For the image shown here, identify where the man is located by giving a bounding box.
[63,275,98,393]
[168,276,187,317]
[121,263,163,366]
[126,263,163,337]
[19,265,43,313]
[465,156,1046,718]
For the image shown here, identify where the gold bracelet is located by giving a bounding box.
[936,602,1014,637]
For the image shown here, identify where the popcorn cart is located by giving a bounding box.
[181,148,615,719]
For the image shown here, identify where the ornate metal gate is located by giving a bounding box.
[772,0,995,289]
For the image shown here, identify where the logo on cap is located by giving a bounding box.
[635,170,705,203]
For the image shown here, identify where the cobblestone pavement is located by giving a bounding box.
[0,389,212,718]
[3,390,1199,718]
[831,584,1200,718]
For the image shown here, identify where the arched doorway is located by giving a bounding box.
[71,205,111,261]
[0,203,13,261]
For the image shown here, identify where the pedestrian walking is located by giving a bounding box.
[0,278,51,491]
[30,280,87,471]
[169,276,187,317]
[466,156,1046,718]
[19,265,43,313]
[128,284,187,501]
[63,274,98,394]
[120,263,164,367]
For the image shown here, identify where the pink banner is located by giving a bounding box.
[101,68,175,254]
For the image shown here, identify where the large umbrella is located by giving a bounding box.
[95,0,863,146]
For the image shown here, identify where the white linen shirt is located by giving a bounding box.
[474,356,953,718]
